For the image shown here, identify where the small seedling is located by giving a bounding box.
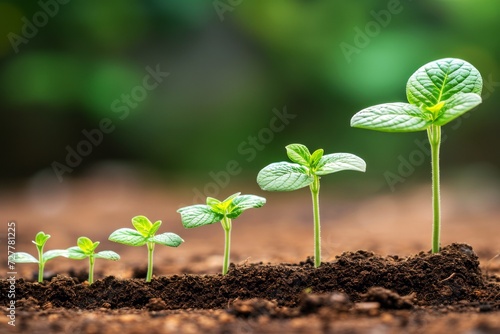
[177,192,266,275]
[8,231,68,282]
[108,215,184,282]
[257,143,366,268]
[67,236,120,284]
[350,58,483,253]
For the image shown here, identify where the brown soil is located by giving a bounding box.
[1,176,500,333]
[2,244,500,333]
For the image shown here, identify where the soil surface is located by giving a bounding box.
[1,174,500,333]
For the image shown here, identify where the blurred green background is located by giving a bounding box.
[1,0,499,192]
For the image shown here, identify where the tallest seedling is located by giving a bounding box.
[351,58,483,253]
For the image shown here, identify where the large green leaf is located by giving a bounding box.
[351,102,431,132]
[8,252,38,263]
[406,58,482,109]
[109,228,147,246]
[43,249,69,262]
[131,215,153,237]
[177,204,224,228]
[226,194,266,219]
[286,144,311,165]
[316,153,366,175]
[95,250,120,261]
[433,93,482,126]
[151,233,184,247]
[257,162,313,191]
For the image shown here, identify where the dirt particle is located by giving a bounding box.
[362,287,414,309]
[354,302,381,315]
[146,297,167,311]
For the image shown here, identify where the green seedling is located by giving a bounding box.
[108,215,184,282]
[177,193,266,275]
[67,236,120,284]
[257,143,366,268]
[8,231,68,282]
[350,58,483,253]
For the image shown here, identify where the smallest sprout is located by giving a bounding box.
[67,236,120,284]
[8,231,68,283]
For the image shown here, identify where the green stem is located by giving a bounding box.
[146,242,155,282]
[38,261,44,283]
[221,216,232,275]
[37,246,44,283]
[88,255,95,284]
[310,175,321,268]
[428,124,442,253]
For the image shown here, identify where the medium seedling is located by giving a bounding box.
[257,143,366,268]
[177,192,266,275]
[67,236,120,284]
[8,231,68,282]
[108,215,184,282]
[350,58,483,253]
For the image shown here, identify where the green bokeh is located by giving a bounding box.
[0,0,498,187]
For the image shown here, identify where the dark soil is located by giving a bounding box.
[2,243,500,333]
[2,181,500,333]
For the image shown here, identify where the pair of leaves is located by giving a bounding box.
[177,193,266,228]
[257,144,366,192]
[8,250,68,264]
[67,236,120,261]
[108,215,184,248]
[351,58,483,132]
[8,231,68,264]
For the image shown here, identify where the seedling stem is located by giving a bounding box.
[429,124,441,253]
[221,216,232,275]
[310,175,321,267]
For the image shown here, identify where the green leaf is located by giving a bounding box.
[67,246,88,260]
[257,162,313,191]
[151,233,184,247]
[43,249,69,262]
[209,192,240,214]
[95,250,120,261]
[433,93,482,126]
[77,237,97,254]
[316,153,366,176]
[227,194,266,219]
[177,205,224,228]
[131,215,153,237]
[9,252,38,263]
[109,228,147,246]
[351,102,431,132]
[407,58,483,109]
[286,144,311,165]
[150,221,162,236]
[221,192,241,204]
[310,149,324,168]
[206,197,221,206]
[34,231,50,247]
